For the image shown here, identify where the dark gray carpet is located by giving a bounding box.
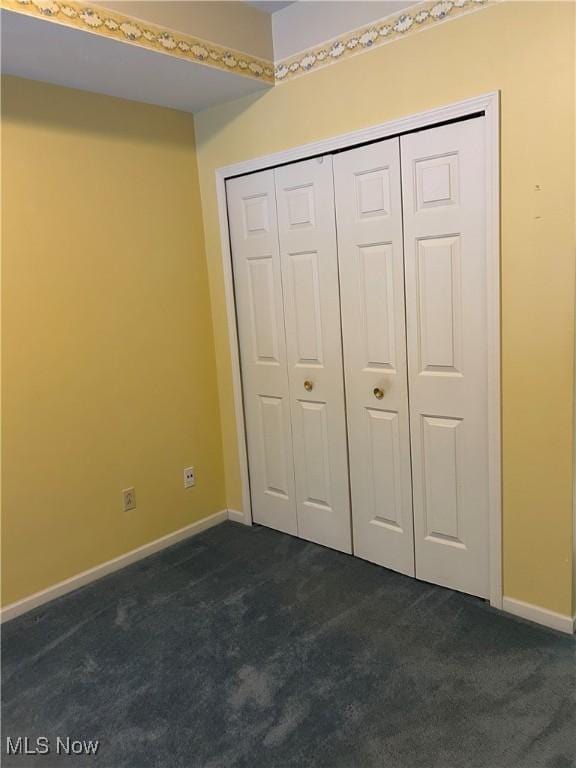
[2,521,575,768]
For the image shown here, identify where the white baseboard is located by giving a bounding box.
[502,596,575,635]
[227,508,251,525]
[10,516,572,634]
[1,509,228,624]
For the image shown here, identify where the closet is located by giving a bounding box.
[226,115,490,600]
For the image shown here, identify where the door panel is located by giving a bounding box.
[299,400,332,508]
[247,257,281,363]
[227,171,297,535]
[289,251,324,364]
[334,138,415,575]
[358,242,397,368]
[275,157,352,553]
[416,236,462,373]
[421,415,464,543]
[401,117,489,598]
[366,408,403,529]
[259,395,291,499]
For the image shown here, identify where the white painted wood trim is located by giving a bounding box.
[227,508,250,525]
[1,510,228,623]
[217,93,498,179]
[216,178,254,527]
[215,92,501,606]
[485,92,502,609]
[502,597,575,635]
[573,248,576,638]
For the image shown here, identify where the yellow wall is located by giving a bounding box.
[95,1,274,60]
[1,76,225,606]
[194,1,576,616]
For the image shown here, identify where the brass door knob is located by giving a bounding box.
[304,380,314,392]
[373,387,384,400]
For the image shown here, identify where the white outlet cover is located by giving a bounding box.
[122,487,136,511]
[184,467,195,489]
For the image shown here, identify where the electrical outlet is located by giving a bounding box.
[122,487,136,511]
[183,467,195,489]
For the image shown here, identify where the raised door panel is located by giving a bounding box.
[285,183,316,228]
[334,138,414,576]
[242,192,271,236]
[358,242,397,371]
[421,415,464,544]
[289,251,324,365]
[227,171,297,536]
[259,395,291,500]
[414,153,459,210]
[275,157,352,554]
[246,256,280,365]
[355,167,392,218]
[401,117,489,598]
[366,409,403,530]
[298,400,332,510]
[416,236,462,375]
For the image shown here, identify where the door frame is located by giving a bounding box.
[215,92,502,608]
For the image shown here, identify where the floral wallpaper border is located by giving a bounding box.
[274,0,497,83]
[2,0,497,87]
[1,0,276,83]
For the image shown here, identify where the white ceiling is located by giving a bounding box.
[1,10,271,114]
[272,0,418,60]
[2,1,423,116]
[244,1,295,14]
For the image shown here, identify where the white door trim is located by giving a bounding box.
[215,92,502,608]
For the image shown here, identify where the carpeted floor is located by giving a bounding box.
[2,521,575,768]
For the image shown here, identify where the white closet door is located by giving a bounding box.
[334,139,415,575]
[401,117,489,598]
[227,171,297,536]
[275,157,352,553]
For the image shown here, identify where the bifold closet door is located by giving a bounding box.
[275,157,352,553]
[226,171,298,536]
[401,117,490,598]
[334,138,415,576]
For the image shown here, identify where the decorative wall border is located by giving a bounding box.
[1,0,499,87]
[274,0,497,83]
[0,0,275,83]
